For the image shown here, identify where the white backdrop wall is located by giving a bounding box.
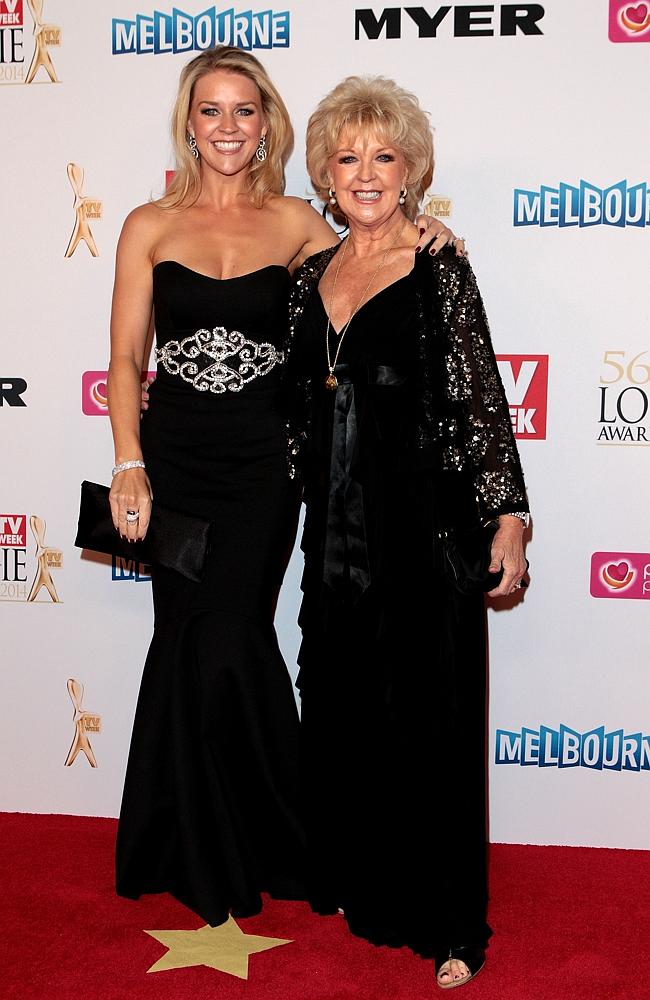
[1,0,649,848]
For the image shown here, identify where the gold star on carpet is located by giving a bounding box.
[145,916,292,979]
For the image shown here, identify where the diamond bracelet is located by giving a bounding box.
[112,459,146,478]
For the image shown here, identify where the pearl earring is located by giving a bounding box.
[399,187,407,205]
[328,187,337,206]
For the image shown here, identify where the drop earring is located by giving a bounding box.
[256,134,267,162]
[187,134,199,160]
[399,187,407,205]
[328,187,337,206]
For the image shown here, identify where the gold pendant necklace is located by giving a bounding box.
[324,219,407,389]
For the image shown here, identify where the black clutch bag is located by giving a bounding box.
[442,519,529,595]
[441,520,504,595]
[74,481,212,583]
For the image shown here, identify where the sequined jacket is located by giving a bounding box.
[282,244,528,523]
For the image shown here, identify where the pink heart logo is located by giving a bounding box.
[626,3,648,24]
[97,381,107,397]
[606,561,629,581]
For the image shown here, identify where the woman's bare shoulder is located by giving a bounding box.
[117,202,180,262]
[265,194,329,228]
[120,201,169,239]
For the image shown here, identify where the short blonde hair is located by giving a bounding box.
[306,76,434,222]
[158,46,293,210]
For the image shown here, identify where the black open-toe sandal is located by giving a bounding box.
[435,945,486,990]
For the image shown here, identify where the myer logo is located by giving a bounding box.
[355,4,544,39]
[0,377,27,406]
[496,355,548,439]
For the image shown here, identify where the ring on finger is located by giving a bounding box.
[125,510,140,523]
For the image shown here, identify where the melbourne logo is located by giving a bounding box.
[112,556,152,582]
[112,5,290,54]
[355,4,544,39]
[65,164,101,258]
[496,355,548,439]
[590,552,650,600]
[597,349,649,444]
[0,0,61,85]
[514,180,650,227]
[64,678,101,768]
[609,1,650,42]
[0,513,62,602]
[495,724,650,770]
[1,377,27,405]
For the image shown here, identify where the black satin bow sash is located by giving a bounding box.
[323,362,406,600]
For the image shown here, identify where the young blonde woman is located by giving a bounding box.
[109,46,459,926]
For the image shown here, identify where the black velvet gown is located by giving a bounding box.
[115,262,304,926]
[292,265,492,956]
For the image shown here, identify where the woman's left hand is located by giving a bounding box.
[415,214,466,257]
[487,515,528,597]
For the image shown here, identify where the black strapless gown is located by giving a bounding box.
[115,263,303,926]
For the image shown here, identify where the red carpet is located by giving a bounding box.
[2,813,648,1000]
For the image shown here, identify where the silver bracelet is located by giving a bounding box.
[112,459,146,478]
[508,511,530,528]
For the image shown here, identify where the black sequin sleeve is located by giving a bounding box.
[432,250,529,519]
[282,247,338,480]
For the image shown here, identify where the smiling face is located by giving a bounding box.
[187,69,267,178]
[328,130,408,231]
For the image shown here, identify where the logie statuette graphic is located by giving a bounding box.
[27,514,62,603]
[64,679,101,768]
[64,163,102,258]
[25,0,61,84]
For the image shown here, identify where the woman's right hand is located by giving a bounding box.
[141,376,155,412]
[109,468,153,542]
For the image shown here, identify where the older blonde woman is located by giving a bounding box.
[110,46,458,929]
[285,77,528,989]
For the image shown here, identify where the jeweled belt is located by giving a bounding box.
[324,362,407,599]
[155,326,284,394]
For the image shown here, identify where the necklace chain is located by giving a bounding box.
[324,219,407,390]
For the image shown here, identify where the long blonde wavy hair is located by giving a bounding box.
[158,46,294,210]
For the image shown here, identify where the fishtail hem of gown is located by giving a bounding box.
[117,878,307,927]
[320,905,492,960]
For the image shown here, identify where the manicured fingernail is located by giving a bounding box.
[419,227,425,235]
[415,245,421,253]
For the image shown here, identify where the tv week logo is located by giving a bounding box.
[496,355,548,439]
